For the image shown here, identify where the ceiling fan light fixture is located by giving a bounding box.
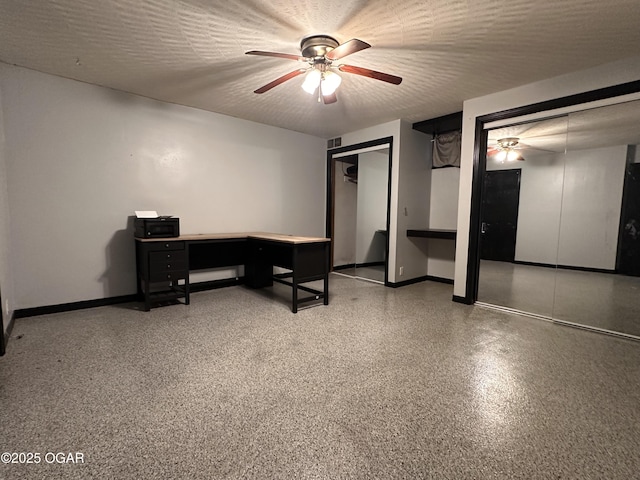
[508,150,524,162]
[302,69,342,96]
[302,69,322,94]
[321,71,341,95]
[496,148,524,163]
[493,137,525,162]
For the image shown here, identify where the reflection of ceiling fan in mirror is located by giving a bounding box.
[246,35,402,104]
[487,137,526,163]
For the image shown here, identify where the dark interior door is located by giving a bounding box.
[480,169,521,262]
[618,163,640,276]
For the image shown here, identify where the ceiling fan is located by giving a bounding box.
[246,35,402,104]
[488,135,561,163]
[487,137,526,162]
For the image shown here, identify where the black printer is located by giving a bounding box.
[134,216,180,238]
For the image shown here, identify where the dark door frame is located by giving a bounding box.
[326,136,393,286]
[617,159,640,276]
[461,79,640,305]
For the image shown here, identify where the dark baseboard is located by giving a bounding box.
[333,264,356,271]
[356,261,385,268]
[426,275,454,285]
[388,275,454,288]
[452,295,473,305]
[15,277,246,320]
[513,260,616,274]
[333,262,384,271]
[15,294,140,319]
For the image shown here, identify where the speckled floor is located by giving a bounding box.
[1,274,639,479]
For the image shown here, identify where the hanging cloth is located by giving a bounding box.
[433,131,461,168]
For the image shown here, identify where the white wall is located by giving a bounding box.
[456,55,640,299]
[516,155,564,265]
[333,160,357,267]
[396,121,431,281]
[488,152,565,265]
[557,145,627,269]
[0,63,326,310]
[356,151,388,264]
[0,84,14,333]
[486,146,627,269]
[429,168,459,230]
[427,166,459,280]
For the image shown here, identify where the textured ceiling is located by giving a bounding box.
[488,98,640,154]
[1,0,640,138]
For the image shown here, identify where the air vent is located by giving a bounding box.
[327,137,342,149]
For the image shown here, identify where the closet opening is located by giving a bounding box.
[326,137,393,285]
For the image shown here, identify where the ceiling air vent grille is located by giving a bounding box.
[327,137,342,149]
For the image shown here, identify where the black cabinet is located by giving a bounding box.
[136,240,190,311]
[245,241,275,288]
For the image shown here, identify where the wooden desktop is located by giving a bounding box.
[135,232,331,313]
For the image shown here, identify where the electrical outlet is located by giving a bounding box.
[399,266,404,276]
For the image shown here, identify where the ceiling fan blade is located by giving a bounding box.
[338,64,402,85]
[323,92,337,104]
[325,39,371,61]
[246,50,305,62]
[254,69,306,94]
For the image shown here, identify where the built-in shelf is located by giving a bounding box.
[406,229,457,240]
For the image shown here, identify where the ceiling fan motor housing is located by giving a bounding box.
[497,137,520,149]
[300,35,339,60]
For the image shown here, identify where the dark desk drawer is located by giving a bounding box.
[148,249,187,282]
[149,267,188,282]
[144,241,185,252]
[149,261,188,275]
[295,243,328,279]
[254,242,292,269]
[149,250,187,265]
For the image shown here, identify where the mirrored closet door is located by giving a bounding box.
[477,98,640,339]
[331,144,391,284]
[478,115,568,318]
[553,100,640,336]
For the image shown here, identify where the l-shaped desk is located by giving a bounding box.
[135,232,331,313]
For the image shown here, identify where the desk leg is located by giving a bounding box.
[323,273,329,305]
[324,243,329,305]
[292,273,298,314]
[292,249,298,313]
